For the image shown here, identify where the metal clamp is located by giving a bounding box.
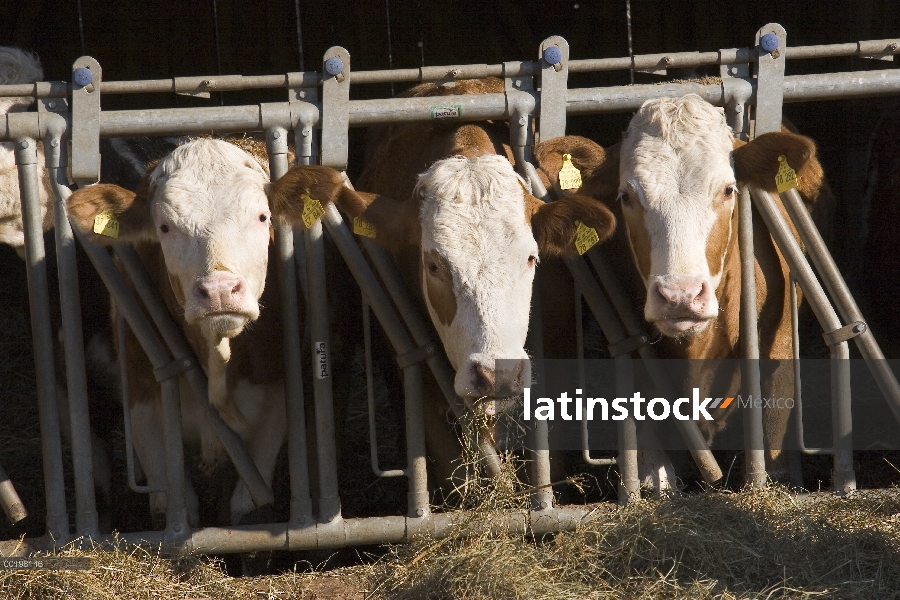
[70,56,102,186]
[607,332,650,358]
[823,321,867,347]
[152,356,194,382]
[396,343,438,370]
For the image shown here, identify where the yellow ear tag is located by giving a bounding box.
[574,220,599,255]
[558,153,583,190]
[353,216,377,239]
[92,211,119,238]
[300,193,325,228]
[775,155,798,193]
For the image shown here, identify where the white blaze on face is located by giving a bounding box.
[619,95,738,337]
[148,139,272,342]
[416,155,536,402]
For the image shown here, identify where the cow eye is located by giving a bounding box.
[427,262,439,275]
[619,192,630,204]
[724,185,735,198]
[259,214,268,223]
[159,224,169,233]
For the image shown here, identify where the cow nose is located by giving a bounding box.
[653,279,706,310]
[464,358,530,398]
[194,275,244,310]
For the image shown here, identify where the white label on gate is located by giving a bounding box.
[314,341,330,379]
[431,105,462,119]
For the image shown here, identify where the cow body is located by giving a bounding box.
[67,138,333,525]
[537,95,830,488]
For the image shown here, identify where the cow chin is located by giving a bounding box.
[190,311,255,339]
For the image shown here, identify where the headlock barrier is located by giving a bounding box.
[1,24,900,556]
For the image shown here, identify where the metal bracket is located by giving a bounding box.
[720,57,752,140]
[152,356,195,382]
[753,24,787,137]
[504,62,536,178]
[859,40,897,62]
[70,56,102,186]
[320,47,351,170]
[823,321,867,347]
[396,343,438,370]
[537,36,569,144]
[288,77,320,166]
[607,332,650,358]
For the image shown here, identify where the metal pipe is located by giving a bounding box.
[304,217,342,522]
[779,187,900,427]
[111,246,275,508]
[116,310,166,493]
[790,280,833,455]
[526,270,554,511]
[577,251,724,484]
[362,296,404,478]
[266,126,314,526]
[0,463,27,524]
[402,363,430,518]
[159,374,189,540]
[737,188,766,487]
[749,188,856,492]
[575,285,614,467]
[14,138,70,544]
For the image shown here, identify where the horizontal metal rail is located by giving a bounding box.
[1,38,896,98]
[0,505,598,555]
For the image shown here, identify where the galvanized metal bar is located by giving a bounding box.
[402,363,430,519]
[14,137,70,544]
[536,36,569,143]
[357,238,504,477]
[779,186,900,427]
[0,463,27,524]
[320,47,350,170]
[304,216,342,522]
[70,57,101,186]
[526,270,553,511]
[753,24,787,137]
[361,296,405,478]
[790,281,834,456]
[266,126,314,526]
[750,188,856,493]
[737,187,766,487]
[159,374,189,541]
[111,246,275,508]
[574,285,612,468]
[505,67,536,178]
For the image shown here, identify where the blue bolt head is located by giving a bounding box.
[324,56,344,76]
[73,67,93,87]
[543,46,562,65]
[760,33,779,53]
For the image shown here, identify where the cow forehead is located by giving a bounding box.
[417,155,536,261]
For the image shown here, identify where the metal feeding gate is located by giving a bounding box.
[1,24,900,556]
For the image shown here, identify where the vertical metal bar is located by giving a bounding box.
[267,126,314,526]
[320,47,351,170]
[50,184,99,538]
[362,296,404,478]
[537,36,569,143]
[750,187,856,493]
[0,463,27,524]
[15,138,69,544]
[403,363,430,518]
[779,187,900,426]
[159,374,189,540]
[753,24,787,137]
[305,218,342,522]
[738,188,766,486]
[526,270,553,511]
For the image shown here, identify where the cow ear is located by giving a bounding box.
[733,130,825,201]
[534,136,621,203]
[67,183,155,245]
[529,194,617,258]
[268,164,418,249]
[337,189,420,252]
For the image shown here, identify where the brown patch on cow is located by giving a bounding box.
[423,249,456,326]
[733,131,824,201]
[620,201,652,280]
[67,182,156,244]
[531,194,616,257]
[705,195,736,278]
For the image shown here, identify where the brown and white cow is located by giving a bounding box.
[66,139,356,525]
[324,78,616,486]
[537,94,830,488]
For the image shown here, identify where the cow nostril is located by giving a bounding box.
[231,280,243,295]
[472,364,494,395]
[198,286,210,299]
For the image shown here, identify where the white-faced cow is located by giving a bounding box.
[66,139,349,525]
[537,94,831,488]
[322,78,616,486]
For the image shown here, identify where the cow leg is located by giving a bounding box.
[229,383,286,525]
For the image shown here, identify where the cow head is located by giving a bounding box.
[67,139,340,350]
[332,154,615,410]
[537,95,825,340]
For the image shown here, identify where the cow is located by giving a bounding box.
[65,138,360,525]
[536,94,831,489]
[310,77,617,489]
